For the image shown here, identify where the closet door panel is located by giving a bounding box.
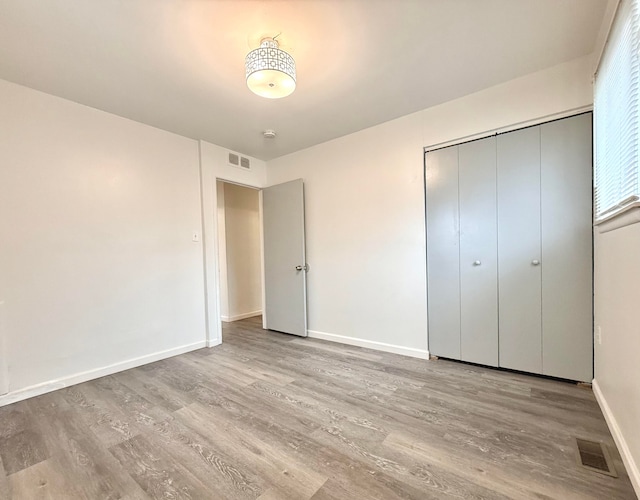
[541,114,593,381]
[497,127,542,374]
[459,138,498,366]
[426,147,461,359]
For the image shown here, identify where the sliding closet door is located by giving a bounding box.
[497,127,542,374]
[459,138,498,366]
[541,114,593,381]
[426,147,460,359]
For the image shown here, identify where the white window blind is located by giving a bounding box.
[594,0,640,221]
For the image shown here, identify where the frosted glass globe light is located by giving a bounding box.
[245,38,296,99]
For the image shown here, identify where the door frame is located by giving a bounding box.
[215,179,267,333]
[207,177,266,346]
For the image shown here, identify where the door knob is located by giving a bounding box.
[531,259,540,266]
[295,264,309,272]
[473,260,481,266]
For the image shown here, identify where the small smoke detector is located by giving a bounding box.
[263,129,277,139]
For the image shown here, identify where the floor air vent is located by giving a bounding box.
[575,438,617,477]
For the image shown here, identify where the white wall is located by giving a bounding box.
[0,78,206,403]
[199,141,266,344]
[266,55,594,356]
[267,113,427,356]
[593,220,640,493]
[222,183,262,321]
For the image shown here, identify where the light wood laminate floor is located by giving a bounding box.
[0,316,636,499]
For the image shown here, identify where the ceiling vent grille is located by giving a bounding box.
[228,152,251,170]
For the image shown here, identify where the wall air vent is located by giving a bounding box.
[228,152,251,170]
[228,152,240,167]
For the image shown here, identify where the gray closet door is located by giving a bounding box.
[459,138,499,366]
[541,114,593,381]
[497,127,542,374]
[426,146,461,359]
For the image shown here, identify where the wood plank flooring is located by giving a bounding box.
[0,316,636,499]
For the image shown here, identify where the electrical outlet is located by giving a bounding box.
[596,326,602,345]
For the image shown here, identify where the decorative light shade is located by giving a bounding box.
[245,38,296,99]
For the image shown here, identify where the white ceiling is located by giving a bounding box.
[0,0,610,161]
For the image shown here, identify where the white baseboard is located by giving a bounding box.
[307,330,429,360]
[593,379,640,496]
[0,340,207,408]
[221,310,262,323]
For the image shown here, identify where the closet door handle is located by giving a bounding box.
[473,260,481,266]
[531,259,540,266]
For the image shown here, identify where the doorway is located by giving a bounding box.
[209,177,308,343]
[216,180,263,336]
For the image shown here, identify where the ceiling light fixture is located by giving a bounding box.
[245,37,296,99]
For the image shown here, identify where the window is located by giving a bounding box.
[594,0,640,221]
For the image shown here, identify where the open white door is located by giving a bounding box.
[262,179,308,337]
